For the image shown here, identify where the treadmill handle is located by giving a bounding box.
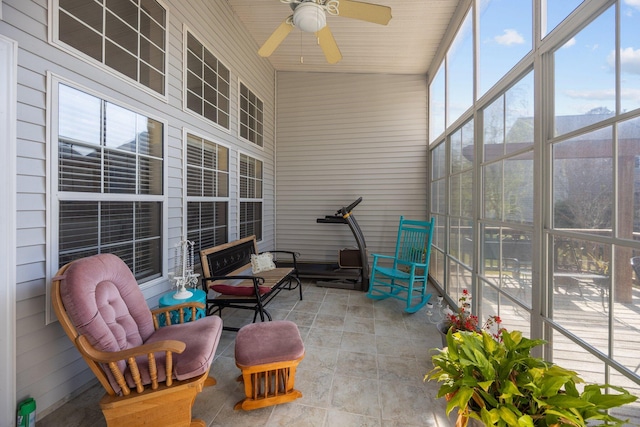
[338,197,363,216]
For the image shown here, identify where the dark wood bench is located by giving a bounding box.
[199,235,302,331]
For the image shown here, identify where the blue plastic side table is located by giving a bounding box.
[158,289,206,325]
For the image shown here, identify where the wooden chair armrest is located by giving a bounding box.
[150,302,205,327]
[76,334,186,395]
[76,335,186,362]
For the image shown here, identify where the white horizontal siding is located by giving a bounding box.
[275,72,428,263]
[3,0,277,418]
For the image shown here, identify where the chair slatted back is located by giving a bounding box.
[394,216,435,267]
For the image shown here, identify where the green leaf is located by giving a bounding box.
[516,414,535,427]
[446,388,474,415]
[436,384,456,398]
[483,331,498,352]
[564,377,580,397]
[545,394,594,409]
[538,376,569,397]
[580,384,638,408]
[477,387,500,407]
[497,406,520,425]
[479,407,498,426]
[478,380,494,392]
[544,408,584,426]
[474,350,496,380]
[588,392,638,408]
[501,379,523,397]
[446,330,459,357]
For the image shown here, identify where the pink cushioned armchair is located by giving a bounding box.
[51,253,223,427]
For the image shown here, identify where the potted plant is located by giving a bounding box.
[435,289,502,346]
[425,328,637,427]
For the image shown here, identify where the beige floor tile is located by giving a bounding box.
[38,281,456,427]
[343,313,376,334]
[299,344,339,373]
[335,350,378,379]
[292,300,323,314]
[318,301,348,317]
[327,409,381,426]
[340,331,377,353]
[305,326,344,348]
[347,303,375,318]
[330,375,380,418]
[266,403,327,427]
[375,334,417,358]
[377,354,421,383]
[285,310,316,327]
[378,379,437,425]
[293,369,334,408]
[312,312,346,330]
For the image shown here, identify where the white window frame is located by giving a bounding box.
[183,128,230,254]
[48,0,170,101]
[237,151,264,241]
[45,73,169,324]
[238,80,265,148]
[182,25,232,132]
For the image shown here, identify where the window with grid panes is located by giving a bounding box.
[55,0,167,95]
[55,82,163,282]
[185,31,230,128]
[239,154,263,240]
[186,133,229,258]
[239,83,264,147]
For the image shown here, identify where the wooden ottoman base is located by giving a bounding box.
[234,320,305,411]
[234,357,304,410]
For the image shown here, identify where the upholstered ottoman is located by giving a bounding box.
[234,320,305,410]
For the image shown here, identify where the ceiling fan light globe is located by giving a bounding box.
[293,2,327,32]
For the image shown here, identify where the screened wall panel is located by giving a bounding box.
[428,1,640,420]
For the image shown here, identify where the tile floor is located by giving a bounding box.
[38,281,455,427]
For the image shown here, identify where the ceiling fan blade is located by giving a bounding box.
[258,17,294,57]
[334,0,392,25]
[316,25,342,64]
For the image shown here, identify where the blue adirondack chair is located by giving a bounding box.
[367,216,434,313]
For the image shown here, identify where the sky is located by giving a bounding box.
[431,0,640,142]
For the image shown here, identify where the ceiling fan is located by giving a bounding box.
[258,0,392,64]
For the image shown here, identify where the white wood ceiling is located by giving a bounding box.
[226,0,461,75]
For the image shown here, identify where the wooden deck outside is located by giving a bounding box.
[451,267,640,423]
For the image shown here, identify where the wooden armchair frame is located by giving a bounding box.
[52,260,219,427]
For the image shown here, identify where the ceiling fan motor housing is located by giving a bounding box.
[260,0,390,63]
[292,2,327,32]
